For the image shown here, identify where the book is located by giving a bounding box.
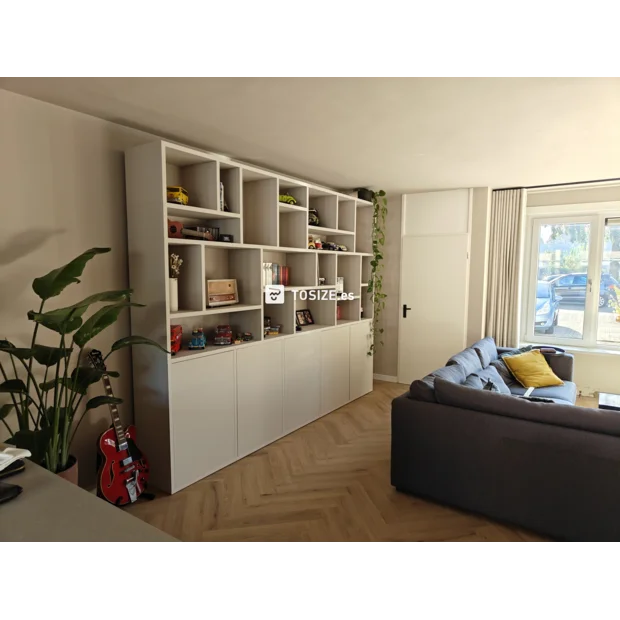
[0,446,31,472]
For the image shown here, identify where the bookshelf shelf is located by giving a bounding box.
[125,139,375,494]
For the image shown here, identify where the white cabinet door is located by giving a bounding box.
[170,352,236,492]
[283,332,321,434]
[237,340,283,456]
[350,321,373,400]
[320,326,350,415]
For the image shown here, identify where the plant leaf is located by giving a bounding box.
[28,289,133,334]
[110,335,169,355]
[32,248,110,301]
[85,395,123,412]
[73,302,143,348]
[0,340,32,360]
[0,404,14,420]
[0,379,27,393]
[6,428,53,466]
[27,312,83,335]
[31,345,73,367]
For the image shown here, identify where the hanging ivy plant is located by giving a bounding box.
[367,190,387,356]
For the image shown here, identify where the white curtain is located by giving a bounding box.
[486,189,526,347]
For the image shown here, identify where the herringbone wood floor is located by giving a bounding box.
[127,381,553,541]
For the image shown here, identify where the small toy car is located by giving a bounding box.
[279,193,297,205]
[167,186,189,206]
[188,327,206,349]
[214,325,233,346]
[170,324,183,355]
[238,332,253,342]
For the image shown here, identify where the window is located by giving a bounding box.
[523,211,620,349]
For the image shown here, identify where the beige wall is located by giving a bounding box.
[0,89,154,486]
[526,185,620,395]
[372,195,402,378]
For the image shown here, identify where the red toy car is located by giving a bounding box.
[170,324,182,355]
[214,324,233,346]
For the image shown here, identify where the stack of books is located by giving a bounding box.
[263,263,290,286]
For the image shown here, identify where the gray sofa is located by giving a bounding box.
[391,337,620,541]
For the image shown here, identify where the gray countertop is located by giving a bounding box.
[0,460,177,542]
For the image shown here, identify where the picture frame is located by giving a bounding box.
[296,310,307,326]
[303,309,314,325]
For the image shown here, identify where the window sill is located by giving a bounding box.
[521,342,620,357]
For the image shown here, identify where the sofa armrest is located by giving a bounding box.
[543,351,574,382]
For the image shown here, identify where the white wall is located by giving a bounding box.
[526,185,620,395]
[0,89,154,486]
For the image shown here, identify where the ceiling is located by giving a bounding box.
[2,77,619,194]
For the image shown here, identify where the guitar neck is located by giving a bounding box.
[101,374,126,446]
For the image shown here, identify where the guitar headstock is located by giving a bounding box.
[88,349,107,372]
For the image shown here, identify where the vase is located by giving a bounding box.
[57,455,78,485]
[169,278,179,312]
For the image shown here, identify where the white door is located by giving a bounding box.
[170,352,236,492]
[283,333,321,433]
[349,321,373,400]
[398,190,471,384]
[237,339,284,456]
[320,326,350,415]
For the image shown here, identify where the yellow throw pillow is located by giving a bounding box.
[502,349,563,388]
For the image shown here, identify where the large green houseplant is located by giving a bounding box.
[367,190,387,356]
[0,247,167,474]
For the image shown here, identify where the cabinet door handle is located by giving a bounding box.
[403,304,412,318]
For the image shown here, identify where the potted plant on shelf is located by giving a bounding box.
[0,247,167,483]
[169,253,183,312]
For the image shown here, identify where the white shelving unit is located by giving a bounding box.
[125,139,374,494]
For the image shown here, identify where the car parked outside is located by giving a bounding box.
[535,281,561,334]
[547,273,619,308]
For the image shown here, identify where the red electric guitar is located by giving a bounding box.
[89,350,150,506]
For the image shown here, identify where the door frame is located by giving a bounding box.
[397,191,472,384]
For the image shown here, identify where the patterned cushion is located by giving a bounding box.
[490,358,518,388]
[477,365,512,394]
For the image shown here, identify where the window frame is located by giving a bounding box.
[522,201,620,351]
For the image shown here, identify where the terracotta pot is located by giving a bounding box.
[57,455,78,485]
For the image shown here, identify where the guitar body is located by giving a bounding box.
[97,424,150,506]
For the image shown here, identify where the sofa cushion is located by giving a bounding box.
[471,337,498,367]
[409,364,467,402]
[489,358,519,388]
[464,374,484,389]
[434,378,620,438]
[503,350,563,388]
[509,381,577,405]
[446,348,483,376]
[476,365,511,395]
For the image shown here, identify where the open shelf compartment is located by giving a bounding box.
[338,198,356,233]
[168,244,204,313]
[243,171,278,246]
[170,309,263,361]
[263,250,317,287]
[205,246,262,308]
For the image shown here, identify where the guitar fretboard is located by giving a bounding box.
[102,375,126,445]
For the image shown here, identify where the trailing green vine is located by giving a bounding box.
[367,190,387,356]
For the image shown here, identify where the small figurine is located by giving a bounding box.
[308,208,320,226]
[188,327,206,350]
[308,235,316,249]
[170,324,182,355]
[279,193,298,205]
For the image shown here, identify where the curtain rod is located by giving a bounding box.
[496,177,620,191]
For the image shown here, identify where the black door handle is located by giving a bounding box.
[403,304,412,318]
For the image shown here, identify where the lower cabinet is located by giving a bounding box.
[170,351,236,492]
[320,326,350,415]
[283,333,321,433]
[167,321,374,493]
[237,339,284,457]
[349,321,373,400]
